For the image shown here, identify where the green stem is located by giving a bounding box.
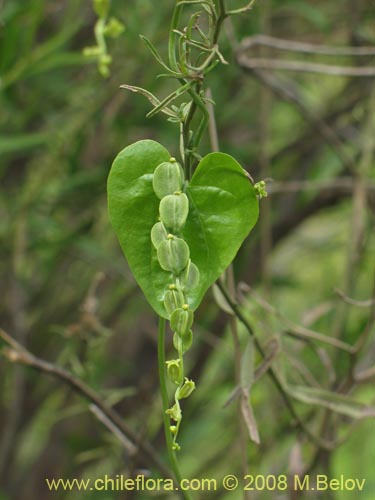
[157,317,193,500]
[213,0,227,44]
[169,1,184,72]
[94,18,107,53]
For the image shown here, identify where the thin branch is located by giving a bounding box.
[242,286,355,353]
[354,366,375,383]
[206,87,220,153]
[267,178,375,195]
[227,0,257,15]
[235,58,354,170]
[215,283,337,451]
[237,53,375,77]
[335,288,375,308]
[0,329,172,479]
[240,35,375,56]
[89,404,137,456]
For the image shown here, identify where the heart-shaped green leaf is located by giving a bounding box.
[108,140,259,318]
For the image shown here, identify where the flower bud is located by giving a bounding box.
[170,307,194,336]
[177,378,195,400]
[180,260,200,291]
[254,180,268,199]
[103,18,125,38]
[152,159,185,199]
[163,287,185,316]
[151,222,168,249]
[159,193,189,233]
[157,237,190,275]
[166,359,183,385]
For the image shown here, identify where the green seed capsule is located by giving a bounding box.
[151,222,168,249]
[153,159,185,200]
[177,378,195,400]
[159,193,189,233]
[170,307,194,336]
[180,260,200,291]
[164,288,185,316]
[166,359,183,385]
[173,330,193,354]
[157,237,190,275]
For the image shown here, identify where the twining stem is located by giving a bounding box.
[213,0,228,44]
[169,2,184,72]
[157,317,193,500]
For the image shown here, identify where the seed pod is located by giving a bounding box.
[164,287,185,316]
[159,193,189,233]
[166,359,183,385]
[173,330,193,354]
[157,236,190,275]
[180,260,200,291]
[151,222,168,249]
[153,158,185,199]
[170,307,194,336]
[177,378,195,400]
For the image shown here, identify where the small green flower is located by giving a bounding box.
[166,403,182,422]
[254,180,268,199]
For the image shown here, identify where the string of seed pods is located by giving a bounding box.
[151,157,200,450]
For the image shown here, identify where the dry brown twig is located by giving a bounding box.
[240,35,375,56]
[267,178,375,195]
[232,32,375,172]
[236,54,375,77]
[216,282,338,451]
[237,35,375,76]
[0,328,172,479]
[335,288,375,308]
[239,284,356,353]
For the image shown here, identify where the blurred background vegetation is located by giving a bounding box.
[0,0,374,499]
